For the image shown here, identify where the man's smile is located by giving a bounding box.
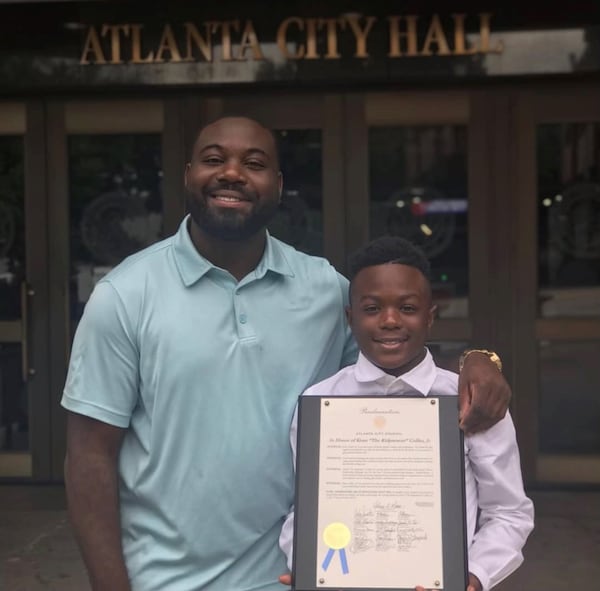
[203,185,256,207]
[206,189,254,209]
[212,190,248,198]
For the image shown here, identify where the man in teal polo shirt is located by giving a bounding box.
[62,116,511,591]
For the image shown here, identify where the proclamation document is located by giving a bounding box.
[292,395,467,591]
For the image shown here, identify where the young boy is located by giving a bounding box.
[278,236,534,591]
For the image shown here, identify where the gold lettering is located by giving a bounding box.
[318,18,342,59]
[183,22,212,62]
[155,24,182,63]
[79,12,503,67]
[305,18,319,59]
[80,26,106,64]
[452,14,476,55]
[101,24,130,64]
[209,20,239,61]
[130,24,154,63]
[238,20,263,60]
[276,17,305,59]
[345,15,377,58]
[479,13,503,53]
[421,14,450,56]
[387,15,418,57]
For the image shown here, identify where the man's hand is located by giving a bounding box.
[65,412,130,591]
[466,573,483,591]
[279,573,292,586]
[458,351,511,434]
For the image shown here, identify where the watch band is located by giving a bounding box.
[459,349,503,372]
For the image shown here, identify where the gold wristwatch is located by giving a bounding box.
[458,349,503,372]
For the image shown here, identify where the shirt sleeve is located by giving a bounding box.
[279,403,299,571]
[336,272,359,368]
[61,280,139,428]
[466,411,535,591]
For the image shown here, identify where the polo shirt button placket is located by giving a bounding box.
[237,310,254,339]
[233,289,253,339]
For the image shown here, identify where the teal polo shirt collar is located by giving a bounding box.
[172,215,295,287]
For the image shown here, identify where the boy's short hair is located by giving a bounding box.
[347,236,432,284]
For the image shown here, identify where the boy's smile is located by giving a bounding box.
[346,263,436,377]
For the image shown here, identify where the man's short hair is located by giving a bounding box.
[347,236,432,283]
[191,114,281,168]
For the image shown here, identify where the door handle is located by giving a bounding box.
[20,281,36,382]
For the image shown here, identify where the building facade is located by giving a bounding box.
[1,0,599,486]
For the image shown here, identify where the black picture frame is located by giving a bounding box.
[292,395,468,591]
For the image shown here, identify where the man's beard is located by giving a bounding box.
[186,192,280,242]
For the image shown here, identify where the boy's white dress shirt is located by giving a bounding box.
[279,349,534,591]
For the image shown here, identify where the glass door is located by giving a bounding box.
[64,101,166,330]
[0,102,50,479]
[514,87,600,485]
[360,92,480,369]
[47,98,187,479]
[0,104,29,477]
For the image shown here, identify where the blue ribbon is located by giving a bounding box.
[321,548,349,574]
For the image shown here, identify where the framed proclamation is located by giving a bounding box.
[292,395,468,591]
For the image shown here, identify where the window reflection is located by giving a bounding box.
[268,129,323,256]
[369,126,468,318]
[69,134,163,324]
[0,136,24,321]
[538,123,600,317]
[539,341,600,454]
[0,136,27,452]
